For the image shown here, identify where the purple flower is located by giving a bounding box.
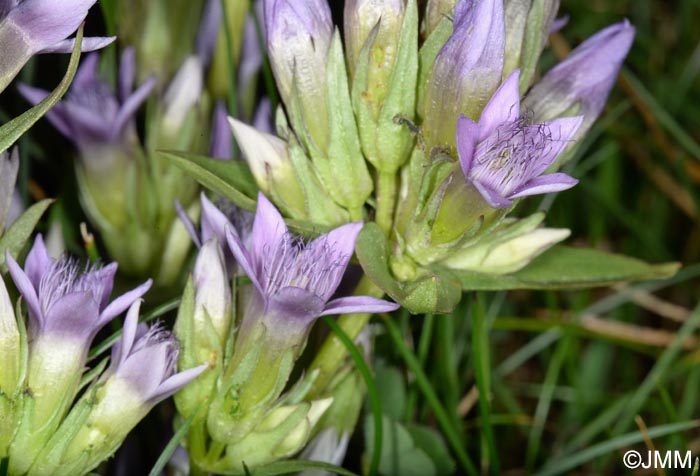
[226,192,399,347]
[423,0,505,148]
[5,234,152,343]
[18,48,155,151]
[104,300,207,406]
[0,0,114,90]
[210,101,233,160]
[456,70,583,208]
[523,20,635,133]
[176,192,252,275]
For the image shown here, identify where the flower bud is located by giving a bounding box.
[228,117,307,218]
[422,0,505,151]
[264,0,333,150]
[441,213,570,273]
[523,20,635,141]
[344,0,406,78]
[348,0,418,173]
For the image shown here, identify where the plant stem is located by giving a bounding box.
[376,171,397,236]
[307,276,383,397]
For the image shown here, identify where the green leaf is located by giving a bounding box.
[159,150,325,235]
[374,363,407,421]
[0,28,83,153]
[405,425,455,476]
[0,199,53,272]
[159,150,257,209]
[365,415,436,476]
[355,222,461,314]
[451,245,680,291]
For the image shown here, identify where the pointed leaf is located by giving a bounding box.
[0,199,53,273]
[451,245,680,290]
[0,27,83,153]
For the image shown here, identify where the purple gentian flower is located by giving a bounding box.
[103,300,207,406]
[0,0,114,91]
[226,192,399,348]
[424,0,505,148]
[456,70,583,208]
[523,20,635,133]
[18,48,155,151]
[37,301,207,476]
[5,234,152,343]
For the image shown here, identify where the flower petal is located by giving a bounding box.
[150,364,208,403]
[478,69,521,140]
[112,300,141,369]
[44,291,100,339]
[268,286,326,324]
[456,115,480,177]
[112,76,156,140]
[508,173,579,199]
[118,47,136,102]
[320,296,399,316]
[225,226,263,294]
[5,250,42,327]
[175,199,202,248]
[472,179,513,208]
[310,222,363,300]
[24,234,51,289]
[97,279,152,328]
[39,36,115,54]
[528,116,584,179]
[94,262,118,311]
[250,192,288,276]
[200,192,231,246]
[7,0,96,54]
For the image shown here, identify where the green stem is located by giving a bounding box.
[376,171,397,236]
[308,276,383,397]
[187,422,208,476]
[383,316,478,476]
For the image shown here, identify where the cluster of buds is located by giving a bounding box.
[226,0,634,314]
[0,237,204,475]
[173,192,398,472]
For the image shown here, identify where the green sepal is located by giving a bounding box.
[356,222,461,314]
[0,28,83,153]
[286,138,350,228]
[316,30,373,212]
[0,199,53,273]
[417,15,453,120]
[518,0,547,92]
[174,277,221,422]
[25,395,95,476]
[207,339,295,445]
[450,245,681,290]
[76,357,109,394]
